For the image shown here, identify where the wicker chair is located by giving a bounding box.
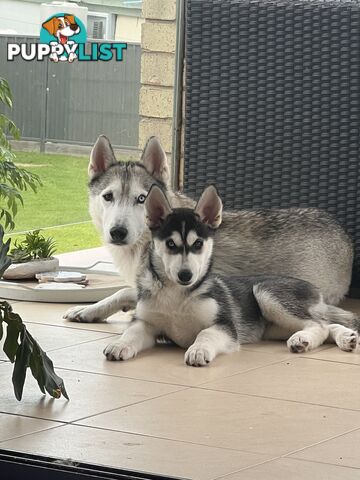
[184,0,360,288]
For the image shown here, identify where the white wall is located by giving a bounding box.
[0,0,41,35]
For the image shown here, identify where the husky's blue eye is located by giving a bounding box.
[137,194,146,204]
[103,192,113,202]
[193,239,203,250]
[166,239,176,250]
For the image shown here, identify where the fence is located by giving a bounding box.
[0,35,141,149]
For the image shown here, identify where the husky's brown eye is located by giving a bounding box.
[103,192,113,202]
[166,239,176,250]
[137,194,146,204]
[193,239,203,250]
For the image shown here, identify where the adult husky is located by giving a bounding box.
[64,135,353,323]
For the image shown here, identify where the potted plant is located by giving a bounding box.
[3,230,59,280]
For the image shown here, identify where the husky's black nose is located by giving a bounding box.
[178,269,193,284]
[110,226,128,243]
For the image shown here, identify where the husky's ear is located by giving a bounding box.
[141,137,170,186]
[88,135,117,179]
[145,185,172,229]
[195,185,223,229]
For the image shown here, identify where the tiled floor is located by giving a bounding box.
[1,249,360,479]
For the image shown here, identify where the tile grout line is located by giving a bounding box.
[281,425,360,459]
[0,359,190,392]
[193,384,360,414]
[23,359,360,410]
[0,419,279,459]
[281,456,360,471]
[210,455,285,480]
[67,422,271,455]
[46,333,119,353]
[298,355,360,367]
[48,357,300,390]
[23,319,131,335]
[0,420,67,445]
[0,386,189,433]
[66,385,191,424]
[38,364,195,388]
[210,454,360,480]
[195,357,295,387]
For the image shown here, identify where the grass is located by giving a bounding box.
[5,151,102,254]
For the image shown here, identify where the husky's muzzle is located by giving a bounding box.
[177,269,193,286]
[110,226,128,245]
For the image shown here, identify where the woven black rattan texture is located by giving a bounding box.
[184,0,360,284]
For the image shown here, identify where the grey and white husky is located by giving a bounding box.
[64,135,353,324]
[104,185,359,365]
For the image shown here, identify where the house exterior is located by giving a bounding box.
[0,0,143,42]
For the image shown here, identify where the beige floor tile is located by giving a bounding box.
[8,301,132,334]
[48,338,291,386]
[0,362,181,423]
[201,357,360,410]
[78,388,360,456]
[304,346,360,365]
[0,413,60,442]
[290,428,360,469]
[217,458,360,480]
[1,424,271,480]
[0,321,115,361]
[241,341,331,355]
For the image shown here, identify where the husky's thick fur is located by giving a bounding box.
[64,135,353,324]
[104,185,359,365]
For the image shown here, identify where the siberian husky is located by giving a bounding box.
[64,135,353,324]
[103,185,359,365]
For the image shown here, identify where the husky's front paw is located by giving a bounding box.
[287,332,312,353]
[336,329,359,352]
[63,305,103,323]
[184,344,214,367]
[104,341,137,361]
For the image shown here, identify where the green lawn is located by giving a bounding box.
[5,151,103,254]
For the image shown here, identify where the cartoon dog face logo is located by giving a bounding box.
[42,15,80,43]
[42,14,80,62]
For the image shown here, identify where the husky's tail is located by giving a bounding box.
[316,304,360,332]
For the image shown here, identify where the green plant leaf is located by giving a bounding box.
[27,330,69,400]
[10,229,57,262]
[29,348,46,394]
[0,224,11,276]
[1,301,69,401]
[3,318,22,362]
[0,78,42,231]
[12,328,32,401]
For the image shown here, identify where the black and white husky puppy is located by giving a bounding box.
[104,185,359,366]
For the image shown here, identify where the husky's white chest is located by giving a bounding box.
[136,285,218,348]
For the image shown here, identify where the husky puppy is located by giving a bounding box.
[103,185,359,365]
[64,136,353,324]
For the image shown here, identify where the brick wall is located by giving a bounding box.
[139,0,177,157]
